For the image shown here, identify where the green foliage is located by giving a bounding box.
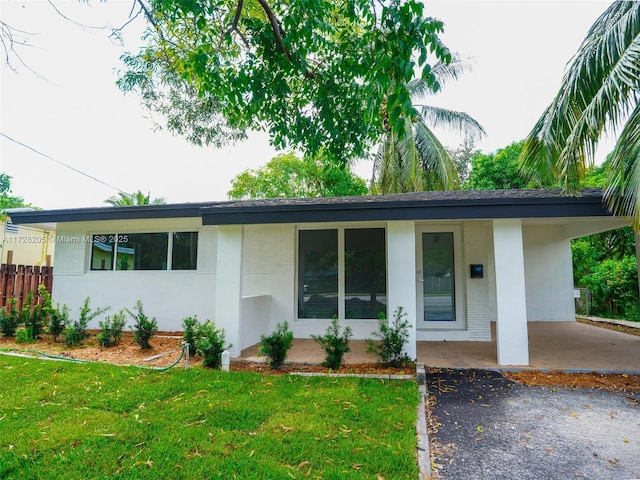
[518,2,640,226]
[117,0,452,164]
[0,172,26,209]
[48,303,69,342]
[228,152,368,200]
[21,290,48,342]
[259,321,294,370]
[572,227,636,285]
[372,56,485,194]
[97,310,127,348]
[0,299,20,337]
[104,190,167,206]
[366,307,413,367]
[182,316,200,356]
[464,141,540,190]
[581,256,639,320]
[194,320,229,369]
[447,135,481,185]
[311,317,352,370]
[15,328,34,344]
[63,297,110,347]
[127,300,158,350]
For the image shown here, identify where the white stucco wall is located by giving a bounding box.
[523,224,575,321]
[242,224,295,334]
[51,220,216,331]
[462,221,493,341]
[241,223,380,341]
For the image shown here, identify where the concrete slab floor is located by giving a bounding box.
[241,322,640,372]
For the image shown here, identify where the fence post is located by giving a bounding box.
[0,263,53,310]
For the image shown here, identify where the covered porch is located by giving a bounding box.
[240,321,640,372]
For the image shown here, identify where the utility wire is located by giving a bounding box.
[0,131,130,196]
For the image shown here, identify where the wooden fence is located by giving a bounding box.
[0,264,54,310]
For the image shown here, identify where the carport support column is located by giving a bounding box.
[492,219,529,366]
[215,225,243,357]
[387,221,417,359]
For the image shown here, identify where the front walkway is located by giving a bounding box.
[241,322,640,372]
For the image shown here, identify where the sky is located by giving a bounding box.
[0,0,614,209]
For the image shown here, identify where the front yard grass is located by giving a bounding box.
[0,355,419,479]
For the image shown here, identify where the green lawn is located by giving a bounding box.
[0,355,419,479]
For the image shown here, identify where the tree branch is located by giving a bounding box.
[255,0,316,79]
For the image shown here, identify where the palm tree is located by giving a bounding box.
[371,55,486,194]
[105,190,167,206]
[519,1,640,227]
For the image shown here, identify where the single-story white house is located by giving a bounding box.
[8,189,629,366]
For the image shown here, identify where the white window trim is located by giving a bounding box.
[415,224,466,330]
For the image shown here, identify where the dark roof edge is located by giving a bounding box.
[8,202,227,224]
[200,192,618,225]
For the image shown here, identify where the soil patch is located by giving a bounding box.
[577,316,640,336]
[0,332,412,375]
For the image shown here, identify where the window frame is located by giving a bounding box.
[296,225,387,321]
[88,231,199,272]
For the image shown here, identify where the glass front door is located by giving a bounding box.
[417,227,464,329]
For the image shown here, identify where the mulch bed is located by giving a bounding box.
[0,331,412,375]
[1,322,639,390]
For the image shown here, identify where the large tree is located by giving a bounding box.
[117,0,452,164]
[370,55,485,194]
[519,1,640,227]
[464,141,535,191]
[228,152,367,199]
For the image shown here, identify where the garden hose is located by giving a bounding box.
[0,344,187,371]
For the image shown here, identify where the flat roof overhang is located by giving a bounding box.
[7,202,223,225]
[200,190,620,225]
[7,189,626,227]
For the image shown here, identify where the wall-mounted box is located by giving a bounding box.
[470,264,483,278]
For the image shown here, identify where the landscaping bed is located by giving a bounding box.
[0,332,413,375]
[1,322,638,389]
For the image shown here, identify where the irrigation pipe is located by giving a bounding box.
[0,344,187,372]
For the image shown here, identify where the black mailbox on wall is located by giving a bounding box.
[470,264,484,278]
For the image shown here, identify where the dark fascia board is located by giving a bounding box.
[200,189,619,225]
[8,189,623,227]
[8,202,224,225]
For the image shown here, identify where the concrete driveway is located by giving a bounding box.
[426,369,640,479]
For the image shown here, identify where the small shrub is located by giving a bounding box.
[62,326,80,347]
[182,316,200,356]
[259,321,294,370]
[127,300,157,350]
[63,297,110,347]
[48,303,69,342]
[194,320,230,369]
[22,291,48,342]
[366,306,413,368]
[15,328,34,344]
[97,310,127,348]
[0,299,20,337]
[311,316,352,370]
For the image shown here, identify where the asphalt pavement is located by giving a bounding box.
[426,369,640,480]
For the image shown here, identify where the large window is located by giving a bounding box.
[90,232,198,271]
[298,228,386,319]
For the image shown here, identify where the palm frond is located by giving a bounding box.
[604,102,640,227]
[418,105,486,138]
[413,121,459,190]
[520,1,640,194]
[408,53,472,99]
